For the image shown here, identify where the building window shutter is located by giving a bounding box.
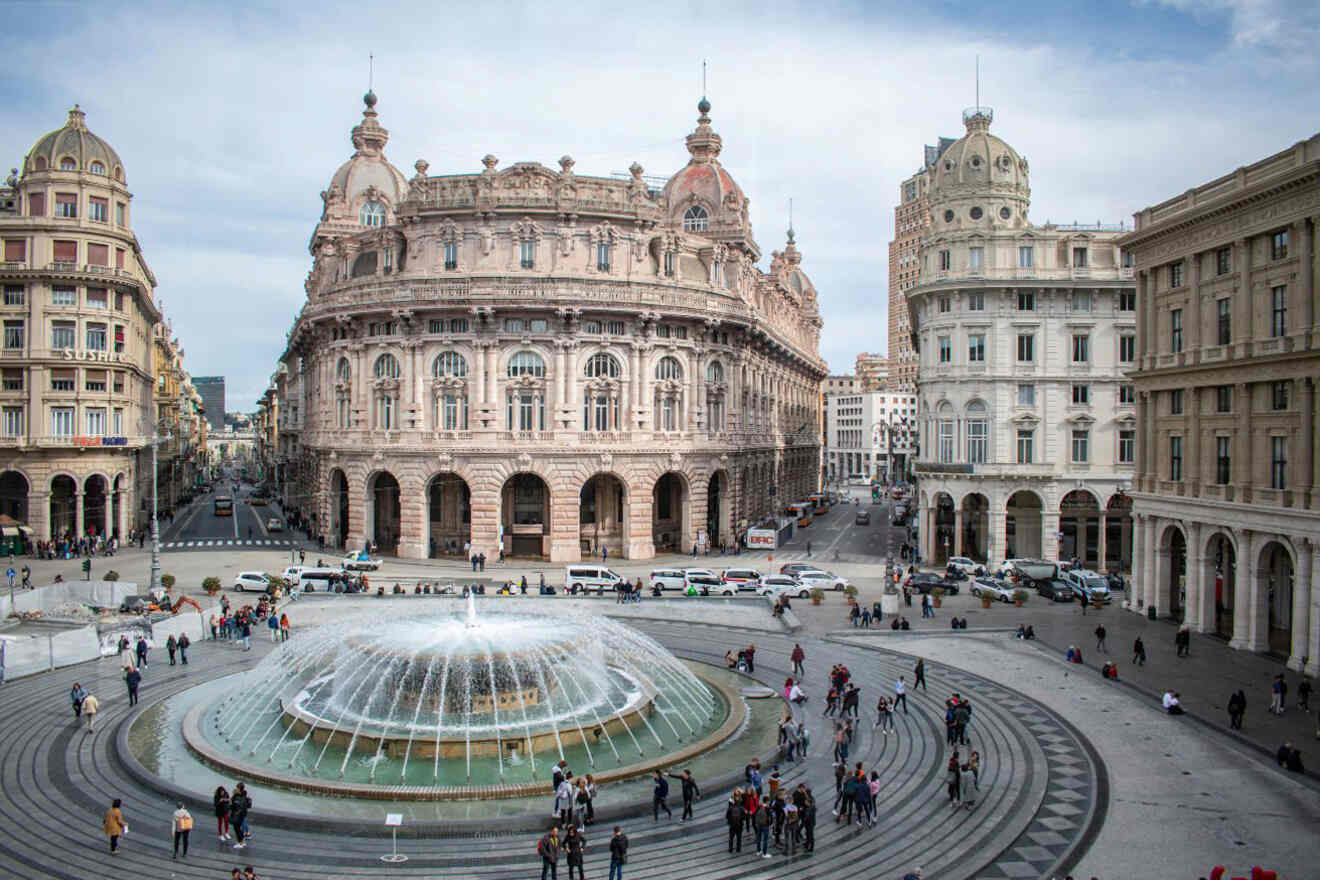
[53,240,77,262]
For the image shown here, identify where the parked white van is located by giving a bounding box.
[649,569,687,592]
[298,567,345,592]
[564,565,625,594]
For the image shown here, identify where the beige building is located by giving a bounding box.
[0,106,166,542]
[268,92,826,561]
[910,107,1136,569]
[1119,132,1319,672]
[854,352,888,391]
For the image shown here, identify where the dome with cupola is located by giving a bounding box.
[927,106,1031,231]
[318,92,409,236]
[23,105,126,182]
[660,98,756,258]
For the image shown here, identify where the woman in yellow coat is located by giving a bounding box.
[103,798,127,853]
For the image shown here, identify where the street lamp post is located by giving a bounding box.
[149,430,171,595]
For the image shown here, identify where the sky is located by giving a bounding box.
[2,0,1316,410]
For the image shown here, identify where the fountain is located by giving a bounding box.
[177,596,739,799]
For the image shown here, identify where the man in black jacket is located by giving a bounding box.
[538,827,561,880]
[608,827,627,880]
[652,771,672,820]
[725,792,745,852]
[668,769,700,820]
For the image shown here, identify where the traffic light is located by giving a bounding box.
[81,558,92,580]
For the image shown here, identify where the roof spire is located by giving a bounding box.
[364,53,377,109]
[787,197,795,245]
[686,60,720,161]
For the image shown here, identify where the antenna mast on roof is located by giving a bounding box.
[975,54,979,109]
[369,53,374,90]
[702,59,707,98]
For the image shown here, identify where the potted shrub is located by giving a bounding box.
[202,576,221,597]
[980,592,992,609]
[104,570,120,582]
[931,587,944,608]
[843,584,859,606]
[1013,588,1030,607]
[809,587,825,606]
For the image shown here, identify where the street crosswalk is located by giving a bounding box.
[161,539,297,550]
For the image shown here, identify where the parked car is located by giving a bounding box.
[947,556,984,577]
[1005,559,1060,588]
[233,571,271,592]
[905,572,960,595]
[796,569,850,592]
[266,517,284,532]
[854,510,871,525]
[720,568,763,590]
[565,565,625,594]
[250,495,270,506]
[649,569,687,592]
[970,577,1014,602]
[281,565,304,585]
[342,552,382,571]
[758,575,809,599]
[1038,578,1076,602]
[779,563,816,577]
[1105,570,1127,592]
[684,572,727,596]
[1063,569,1112,602]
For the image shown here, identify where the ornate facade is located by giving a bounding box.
[909,107,1136,569]
[1118,132,1320,671]
[269,93,827,561]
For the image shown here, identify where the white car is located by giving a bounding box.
[281,565,304,585]
[1063,569,1112,603]
[682,568,718,579]
[970,577,1014,602]
[266,517,284,532]
[947,556,983,577]
[758,575,809,599]
[684,572,731,596]
[795,569,850,592]
[342,554,382,571]
[233,571,270,592]
[649,569,687,592]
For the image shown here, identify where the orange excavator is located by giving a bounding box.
[170,595,202,615]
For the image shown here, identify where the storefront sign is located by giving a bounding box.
[72,436,128,447]
[60,350,124,363]
[746,528,777,549]
[101,436,127,446]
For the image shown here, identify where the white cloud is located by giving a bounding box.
[1146,0,1320,54]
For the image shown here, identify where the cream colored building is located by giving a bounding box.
[1118,132,1319,671]
[909,107,1135,569]
[0,106,165,542]
[854,352,888,392]
[268,93,827,561]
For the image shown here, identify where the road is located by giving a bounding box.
[157,481,301,554]
[773,483,912,565]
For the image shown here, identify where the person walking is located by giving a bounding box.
[1095,624,1108,654]
[607,826,628,880]
[135,636,149,668]
[1270,675,1287,715]
[1132,636,1146,666]
[726,789,746,853]
[177,632,190,664]
[801,786,817,853]
[651,770,672,820]
[81,692,99,731]
[894,676,908,714]
[914,657,928,691]
[563,826,585,880]
[166,634,178,666]
[170,801,193,859]
[125,666,141,707]
[1175,625,1190,657]
[1079,592,1088,616]
[875,695,894,733]
[70,682,87,719]
[102,798,127,853]
[1228,689,1246,730]
[790,643,805,677]
[537,826,561,880]
[667,769,700,820]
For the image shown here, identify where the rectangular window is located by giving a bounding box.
[938,250,951,271]
[1216,246,1231,275]
[1017,383,1035,406]
[2,369,23,391]
[1072,290,1091,312]
[1170,389,1183,415]
[55,193,77,218]
[28,192,45,217]
[1216,385,1232,413]
[527,318,548,333]
[89,196,108,222]
[938,296,951,313]
[673,326,687,339]
[967,292,984,311]
[51,321,75,349]
[655,324,670,338]
[1170,436,1183,481]
[1216,436,1231,485]
[85,370,106,392]
[112,371,124,393]
[967,420,987,464]
[1119,335,1135,362]
[519,239,535,269]
[85,407,106,436]
[50,406,74,437]
[1169,262,1183,288]
[1017,291,1034,311]
[1072,247,1088,268]
[968,334,985,362]
[1119,383,1135,405]
[113,324,124,353]
[938,336,951,363]
[1016,429,1034,464]
[443,241,458,270]
[1072,334,1090,363]
[1016,334,1034,362]
[2,406,23,437]
[1119,430,1135,464]
[3,285,24,306]
[1217,298,1231,345]
[503,318,526,333]
[112,408,123,436]
[663,251,675,278]
[596,242,611,272]
[1272,380,1289,411]
[968,247,984,270]
[383,246,392,271]
[1271,436,1287,490]
[1271,285,1287,337]
[86,287,107,308]
[3,320,23,350]
[52,240,77,263]
[114,291,125,311]
[1170,308,1183,353]
[3,240,25,263]
[85,323,107,351]
[1119,290,1136,311]
[115,202,126,226]
[605,320,625,335]
[442,394,467,430]
[1072,384,1090,405]
[937,420,954,463]
[1018,246,1033,268]
[1270,230,1288,260]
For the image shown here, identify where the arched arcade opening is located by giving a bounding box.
[1005,490,1042,559]
[427,472,471,557]
[579,473,627,559]
[502,472,549,559]
[368,471,401,554]
[652,472,689,553]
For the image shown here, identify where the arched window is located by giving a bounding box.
[655,356,683,381]
[966,400,988,465]
[374,353,401,379]
[360,200,385,227]
[336,358,351,383]
[433,351,467,378]
[937,402,955,464]
[89,161,105,175]
[507,351,545,378]
[60,157,76,171]
[584,353,620,378]
[683,205,709,232]
[705,361,724,383]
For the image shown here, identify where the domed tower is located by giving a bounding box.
[23,104,127,183]
[660,97,758,262]
[311,91,409,253]
[926,106,1030,235]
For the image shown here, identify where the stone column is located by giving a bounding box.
[921,506,934,563]
[1043,509,1061,564]
[1288,538,1312,671]
[1236,236,1251,357]
[1187,387,1201,492]
[485,345,499,409]
[1230,528,1254,650]
[627,488,655,560]
[1137,270,1151,369]
[31,491,49,542]
[548,478,581,563]
[1142,514,1157,611]
[1235,382,1252,503]
[468,477,500,561]
[1184,521,1204,631]
[474,341,487,407]
[1301,377,1315,509]
[953,509,964,556]
[1143,392,1157,493]
[1188,253,1202,360]
[989,507,1006,568]
[565,344,579,427]
[411,343,423,421]
[1299,217,1314,334]
[554,343,567,425]
[1097,515,1108,572]
[1307,548,1320,678]
[640,348,654,432]
[345,475,366,556]
[397,477,426,559]
[74,491,83,538]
